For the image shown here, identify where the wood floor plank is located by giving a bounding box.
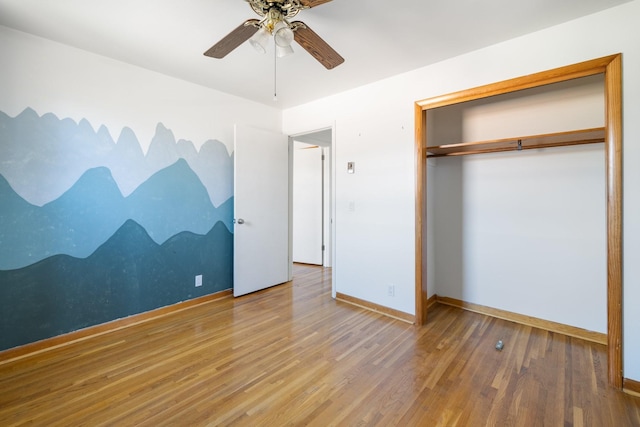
[1,263,639,426]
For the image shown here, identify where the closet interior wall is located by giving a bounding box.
[426,74,607,333]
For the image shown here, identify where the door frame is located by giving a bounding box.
[289,127,336,298]
[291,141,324,265]
[414,54,623,388]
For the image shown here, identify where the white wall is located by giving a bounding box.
[433,146,606,332]
[0,25,281,154]
[282,0,640,380]
[284,92,417,314]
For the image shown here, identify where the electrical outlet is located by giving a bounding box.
[387,284,395,297]
[195,275,203,287]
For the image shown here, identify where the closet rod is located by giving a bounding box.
[426,127,605,158]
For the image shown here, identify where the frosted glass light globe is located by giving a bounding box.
[273,22,294,47]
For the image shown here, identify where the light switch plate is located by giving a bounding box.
[347,162,355,174]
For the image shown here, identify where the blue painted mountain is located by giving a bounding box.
[0,108,233,207]
[0,220,233,351]
[126,158,232,242]
[0,159,233,270]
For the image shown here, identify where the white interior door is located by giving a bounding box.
[292,143,323,265]
[234,125,289,297]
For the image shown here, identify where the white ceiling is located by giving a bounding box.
[0,0,631,109]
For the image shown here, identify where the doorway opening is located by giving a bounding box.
[292,141,325,266]
[289,127,336,297]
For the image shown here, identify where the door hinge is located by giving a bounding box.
[322,245,325,251]
[322,154,325,160]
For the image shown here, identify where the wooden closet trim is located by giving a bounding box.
[414,54,623,388]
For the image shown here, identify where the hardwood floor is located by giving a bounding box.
[1,264,639,426]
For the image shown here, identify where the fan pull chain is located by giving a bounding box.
[273,41,278,102]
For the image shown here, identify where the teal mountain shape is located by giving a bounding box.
[0,108,233,207]
[0,220,233,351]
[0,159,233,270]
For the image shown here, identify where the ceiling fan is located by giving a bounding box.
[204,0,344,70]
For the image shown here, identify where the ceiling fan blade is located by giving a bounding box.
[299,0,333,7]
[293,22,344,70]
[204,19,260,58]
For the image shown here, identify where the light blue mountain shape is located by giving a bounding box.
[0,160,233,270]
[0,108,114,207]
[0,108,233,208]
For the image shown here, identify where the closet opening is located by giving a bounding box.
[414,54,622,388]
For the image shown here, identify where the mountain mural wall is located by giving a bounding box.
[0,108,234,351]
[0,159,233,270]
[0,108,233,207]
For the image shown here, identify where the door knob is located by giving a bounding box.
[236,218,245,225]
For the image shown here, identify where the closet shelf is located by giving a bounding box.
[426,127,605,158]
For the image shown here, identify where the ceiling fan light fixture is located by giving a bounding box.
[203,0,344,70]
[249,27,270,53]
[273,21,294,47]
